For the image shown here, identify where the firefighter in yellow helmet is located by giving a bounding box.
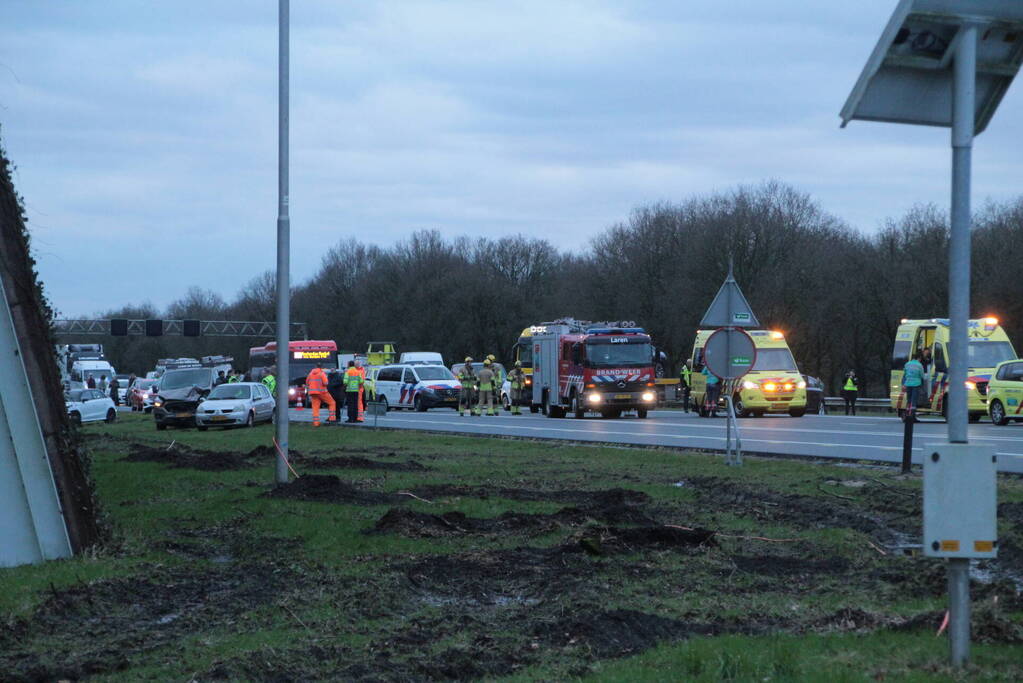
[457,356,477,416]
[506,360,526,415]
[477,358,498,416]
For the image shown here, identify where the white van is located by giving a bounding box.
[72,359,117,386]
[372,364,460,411]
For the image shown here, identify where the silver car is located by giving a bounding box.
[195,382,275,430]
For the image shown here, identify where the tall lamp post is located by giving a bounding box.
[275,0,291,485]
[841,0,1022,666]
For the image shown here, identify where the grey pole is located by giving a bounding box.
[274,0,291,485]
[947,22,977,667]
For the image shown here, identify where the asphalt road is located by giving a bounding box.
[287,406,1023,473]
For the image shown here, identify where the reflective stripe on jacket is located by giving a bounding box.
[306,368,328,394]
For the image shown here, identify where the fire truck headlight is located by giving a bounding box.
[587,393,602,404]
[965,381,976,391]
[641,392,655,402]
[742,380,757,390]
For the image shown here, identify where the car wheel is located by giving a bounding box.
[502,394,511,411]
[414,395,427,412]
[788,408,806,418]
[733,397,748,418]
[529,404,540,413]
[637,409,648,419]
[156,422,167,431]
[571,392,585,419]
[69,411,82,426]
[968,413,982,423]
[378,396,389,412]
[105,408,116,423]
[990,400,1009,426]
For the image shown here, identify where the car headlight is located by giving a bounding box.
[153,399,163,407]
[641,392,655,401]
[797,380,807,389]
[742,380,757,390]
[965,381,976,390]
[587,393,602,403]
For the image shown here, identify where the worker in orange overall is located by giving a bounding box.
[355,360,367,422]
[305,362,336,427]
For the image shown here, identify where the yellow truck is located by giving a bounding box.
[890,317,1017,421]
[689,329,807,417]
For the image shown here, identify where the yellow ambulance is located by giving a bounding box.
[689,329,808,417]
[889,317,1017,421]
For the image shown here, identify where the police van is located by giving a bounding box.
[890,317,1017,421]
[689,329,807,417]
[372,364,461,412]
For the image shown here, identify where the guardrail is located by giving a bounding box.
[823,396,893,414]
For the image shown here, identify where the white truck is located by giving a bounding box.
[71,359,117,387]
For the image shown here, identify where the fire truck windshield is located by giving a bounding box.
[585,341,652,367]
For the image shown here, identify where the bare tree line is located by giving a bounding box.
[93,182,1023,396]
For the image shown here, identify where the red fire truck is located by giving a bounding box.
[530,320,658,419]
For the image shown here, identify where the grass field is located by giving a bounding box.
[2,413,1022,681]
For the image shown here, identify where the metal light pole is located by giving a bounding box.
[841,2,1023,668]
[274,0,290,485]
[946,23,977,665]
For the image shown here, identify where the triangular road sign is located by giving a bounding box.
[700,267,759,328]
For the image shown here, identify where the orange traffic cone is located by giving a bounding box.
[296,394,304,411]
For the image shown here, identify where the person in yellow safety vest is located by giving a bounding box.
[343,361,364,423]
[477,359,498,416]
[506,360,526,415]
[842,370,859,416]
[305,363,336,427]
[355,360,367,422]
[486,353,504,386]
[457,357,477,416]
[679,360,692,413]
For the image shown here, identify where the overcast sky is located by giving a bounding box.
[3,1,1021,317]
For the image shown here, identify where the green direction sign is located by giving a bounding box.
[732,356,752,365]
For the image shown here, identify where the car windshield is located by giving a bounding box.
[969,341,1015,369]
[415,366,455,381]
[752,348,799,372]
[585,342,652,367]
[208,385,251,400]
[67,390,84,401]
[160,369,211,390]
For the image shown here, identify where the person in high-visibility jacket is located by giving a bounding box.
[458,357,477,416]
[343,360,364,423]
[842,370,859,416]
[355,360,367,422]
[305,363,336,427]
[679,361,692,413]
[506,361,526,415]
[477,359,498,416]
[262,369,277,396]
[902,354,925,422]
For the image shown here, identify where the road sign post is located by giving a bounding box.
[700,264,760,466]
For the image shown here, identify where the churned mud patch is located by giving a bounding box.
[263,473,407,505]
[0,564,303,681]
[535,609,718,658]
[122,444,254,471]
[369,502,658,538]
[569,525,716,556]
[294,454,429,472]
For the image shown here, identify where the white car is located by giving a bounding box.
[373,364,461,411]
[66,389,117,425]
[195,382,276,430]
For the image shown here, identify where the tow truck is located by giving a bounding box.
[531,320,658,419]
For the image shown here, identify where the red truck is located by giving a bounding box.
[530,320,658,419]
